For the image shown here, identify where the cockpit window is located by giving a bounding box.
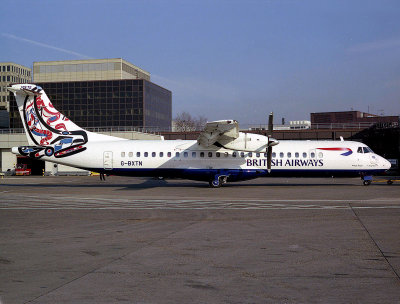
[363,147,373,153]
[357,147,363,153]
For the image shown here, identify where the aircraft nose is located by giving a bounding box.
[384,159,392,170]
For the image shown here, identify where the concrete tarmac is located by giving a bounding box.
[0,176,399,304]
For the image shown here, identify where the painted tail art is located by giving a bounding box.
[8,84,88,159]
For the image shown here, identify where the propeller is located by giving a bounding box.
[266,112,279,173]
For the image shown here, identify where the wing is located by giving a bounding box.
[197,120,239,147]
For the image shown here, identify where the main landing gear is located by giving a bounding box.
[209,175,228,188]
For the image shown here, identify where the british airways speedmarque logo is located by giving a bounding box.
[317,147,353,156]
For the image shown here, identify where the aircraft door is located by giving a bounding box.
[103,151,113,170]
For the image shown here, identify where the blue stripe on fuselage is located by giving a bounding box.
[81,168,387,182]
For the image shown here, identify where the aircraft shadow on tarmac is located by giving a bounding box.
[1,177,388,189]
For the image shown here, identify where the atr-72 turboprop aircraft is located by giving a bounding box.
[8,84,391,187]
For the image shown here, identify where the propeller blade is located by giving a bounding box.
[267,146,272,173]
[267,112,273,136]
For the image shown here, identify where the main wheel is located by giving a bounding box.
[209,179,221,188]
[387,180,393,185]
[363,180,371,186]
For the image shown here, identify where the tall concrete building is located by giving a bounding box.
[10,58,171,130]
[33,58,150,82]
[0,62,32,111]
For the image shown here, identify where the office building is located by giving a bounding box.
[10,79,172,130]
[33,58,150,82]
[10,58,171,130]
[311,111,399,128]
[0,62,32,111]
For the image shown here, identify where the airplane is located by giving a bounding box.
[7,83,391,187]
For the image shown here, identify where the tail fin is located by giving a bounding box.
[8,84,121,159]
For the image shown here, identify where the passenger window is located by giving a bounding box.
[192,152,196,157]
[167,152,171,157]
[224,152,229,157]
[200,152,204,157]
[121,152,125,157]
[137,152,140,157]
[318,152,323,158]
[310,152,315,158]
[216,152,220,157]
[175,152,180,157]
[232,152,237,157]
[152,152,156,157]
[272,152,276,158]
[248,152,253,157]
[159,152,164,157]
[256,153,260,158]
[303,152,307,158]
[240,152,245,158]
[129,152,133,157]
[144,152,148,157]
[357,147,363,153]
[280,152,284,158]
[295,152,299,158]
[287,152,291,158]
[184,152,188,158]
[208,152,212,157]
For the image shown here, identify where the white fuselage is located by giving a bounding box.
[38,138,391,181]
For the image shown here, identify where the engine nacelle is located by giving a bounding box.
[219,132,269,152]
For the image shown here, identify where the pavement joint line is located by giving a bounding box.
[348,203,400,283]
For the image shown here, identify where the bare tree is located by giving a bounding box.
[173,112,208,131]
